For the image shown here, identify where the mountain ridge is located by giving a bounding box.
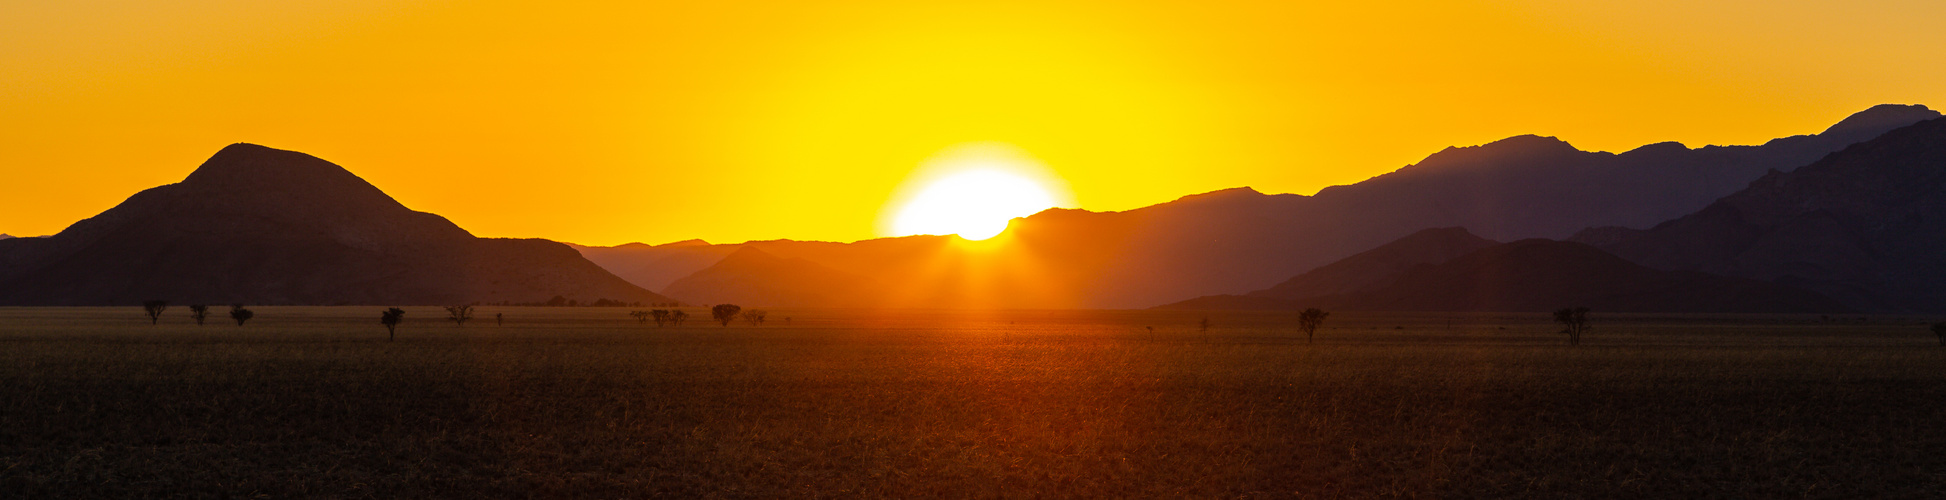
[1574,115,1946,312]
[560,103,1933,309]
[0,144,673,306]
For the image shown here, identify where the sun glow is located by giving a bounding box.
[892,170,1057,240]
[882,143,1074,240]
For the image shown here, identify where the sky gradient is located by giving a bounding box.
[3,0,1942,245]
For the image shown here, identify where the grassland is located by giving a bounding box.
[3,307,1944,498]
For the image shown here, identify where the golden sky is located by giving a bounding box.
[3,0,1942,245]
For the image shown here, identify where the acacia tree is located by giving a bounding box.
[229,305,254,326]
[1932,322,1946,346]
[650,309,671,327]
[381,308,405,341]
[741,309,768,326]
[628,310,651,323]
[1554,307,1591,346]
[670,310,689,326]
[188,304,210,326]
[446,305,473,327]
[143,300,168,325]
[1298,308,1330,344]
[712,304,741,327]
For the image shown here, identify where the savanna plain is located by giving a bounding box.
[3,307,1943,498]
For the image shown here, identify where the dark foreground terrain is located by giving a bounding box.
[3,307,1943,498]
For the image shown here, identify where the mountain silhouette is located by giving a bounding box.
[1163,239,1845,313]
[569,239,738,291]
[1573,116,1946,312]
[660,246,884,308]
[570,104,1932,309]
[0,144,674,306]
[1250,227,1500,299]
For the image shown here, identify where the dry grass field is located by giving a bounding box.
[3,306,1944,498]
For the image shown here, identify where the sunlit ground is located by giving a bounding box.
[3,307,1943,497]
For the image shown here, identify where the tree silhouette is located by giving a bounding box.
[445,305,473,327]
[629,310,651,323]
[142,300,168,325]
[651,309,671,327]
[188,304,210,326]
[229,305,253,326]
[670,310,689,326]
[495,313,503,326]
[712,304,741,327]
[1933,322,1946,346]
[1298,308,1330,344]
[1553,307,1591,346]
[741,309,768,326]
[1199,316,1211,333]
[381,308,405,341]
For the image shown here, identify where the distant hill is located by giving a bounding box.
[1574,117,1946,312]
[661,246,883,308]
[1249,227,1500,299]
[0,144,675,306]
[579,104,1933,309]
[0,234,13,240]
[1163,239,1844,313]
[569,240,738,291]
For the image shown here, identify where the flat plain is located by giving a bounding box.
[3,306,1943,498]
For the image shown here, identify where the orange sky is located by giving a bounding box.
[3,0,1942,245]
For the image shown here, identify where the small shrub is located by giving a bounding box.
[229,305,253,326]
[1554,307,1591,346]
[142,300,168,325]
[712,304,742,327]
[1298,308,1330,344]
[381,308,405,341]
[188,304,210,326]
[445,305,473,327]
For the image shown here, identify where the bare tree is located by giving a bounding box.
[188,304,210,326]
[712,304,741,327]
[381,308,405,341]
[1554,307,1591,346]
[1298,308,1330,344]
[495,313,503,326]
[229,305,253,326]
[142,300,168,325]
[445,305,473,327]
[740,309,768,326]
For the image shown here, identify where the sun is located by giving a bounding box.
[892,169,1060,240]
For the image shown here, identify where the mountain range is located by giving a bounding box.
[574,104,1938,310]
[1162,228,1845,313]
[1574,115,1946,312]
[5,104,1938,311]
[0,144,674,306]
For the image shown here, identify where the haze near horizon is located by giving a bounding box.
[3,0,1943,245]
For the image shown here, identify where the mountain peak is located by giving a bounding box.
[164,143,429,227]
[1821,104,1939,137]
[1413,134,1586,171]
[656,239,712,248]
[1171,187,1264,204]
[183,143,358,187]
